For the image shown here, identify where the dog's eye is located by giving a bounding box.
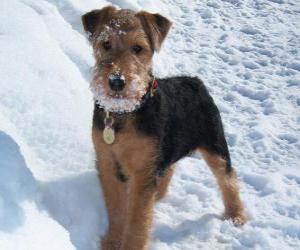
[131,45,142,54]
[102,41,112,50]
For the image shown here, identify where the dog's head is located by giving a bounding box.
[82,6,171,112]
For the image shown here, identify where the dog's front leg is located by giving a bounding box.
[121,169,157,250]
[97,156,128,250]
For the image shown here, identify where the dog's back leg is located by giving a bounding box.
[199,147,247,225]
[197,110,247,224]
[194,96,247,224]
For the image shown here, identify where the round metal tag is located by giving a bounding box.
[103,126,115,144]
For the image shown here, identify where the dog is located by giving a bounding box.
[82,6,247,250]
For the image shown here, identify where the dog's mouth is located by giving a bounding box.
[107,89,146,99]
[107,91,125,99]
[91,84,148,113]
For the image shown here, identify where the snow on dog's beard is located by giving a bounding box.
[91,74,148,113]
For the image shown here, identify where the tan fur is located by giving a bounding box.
[121,171,157,250]
[93,128,127,249]
[156,166,174,200]
[199,149,247,225]
[93,118,159,250]
[136,11,172,51]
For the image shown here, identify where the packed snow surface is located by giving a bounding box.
[0,0,299,249]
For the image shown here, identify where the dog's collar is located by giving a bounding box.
[146,78,159,99]
[95,77,159,115]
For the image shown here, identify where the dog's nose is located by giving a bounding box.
[108,73,125,91]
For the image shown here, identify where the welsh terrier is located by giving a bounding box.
[82,6,247,250]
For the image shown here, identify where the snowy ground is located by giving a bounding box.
[0,0,299,249]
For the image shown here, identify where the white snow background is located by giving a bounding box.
[0,0,299,249]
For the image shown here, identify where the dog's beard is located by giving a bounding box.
[91,76,148,113]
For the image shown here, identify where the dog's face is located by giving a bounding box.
[82,6,171,112]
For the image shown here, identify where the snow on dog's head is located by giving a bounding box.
[82,6,172,112]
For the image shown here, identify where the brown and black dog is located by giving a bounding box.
[82,6,247,250]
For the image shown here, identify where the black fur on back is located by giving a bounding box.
[93,76,232,176]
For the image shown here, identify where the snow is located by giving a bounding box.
[0,131,75,250]
[0,0,299,249]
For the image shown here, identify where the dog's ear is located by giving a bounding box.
[136,11,172,52]
[82,6,116,38]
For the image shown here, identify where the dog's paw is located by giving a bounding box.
[224,211,248,226]
[232,214,248,226]
[101,235,121,250]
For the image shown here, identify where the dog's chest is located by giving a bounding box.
[93,116,158,174]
